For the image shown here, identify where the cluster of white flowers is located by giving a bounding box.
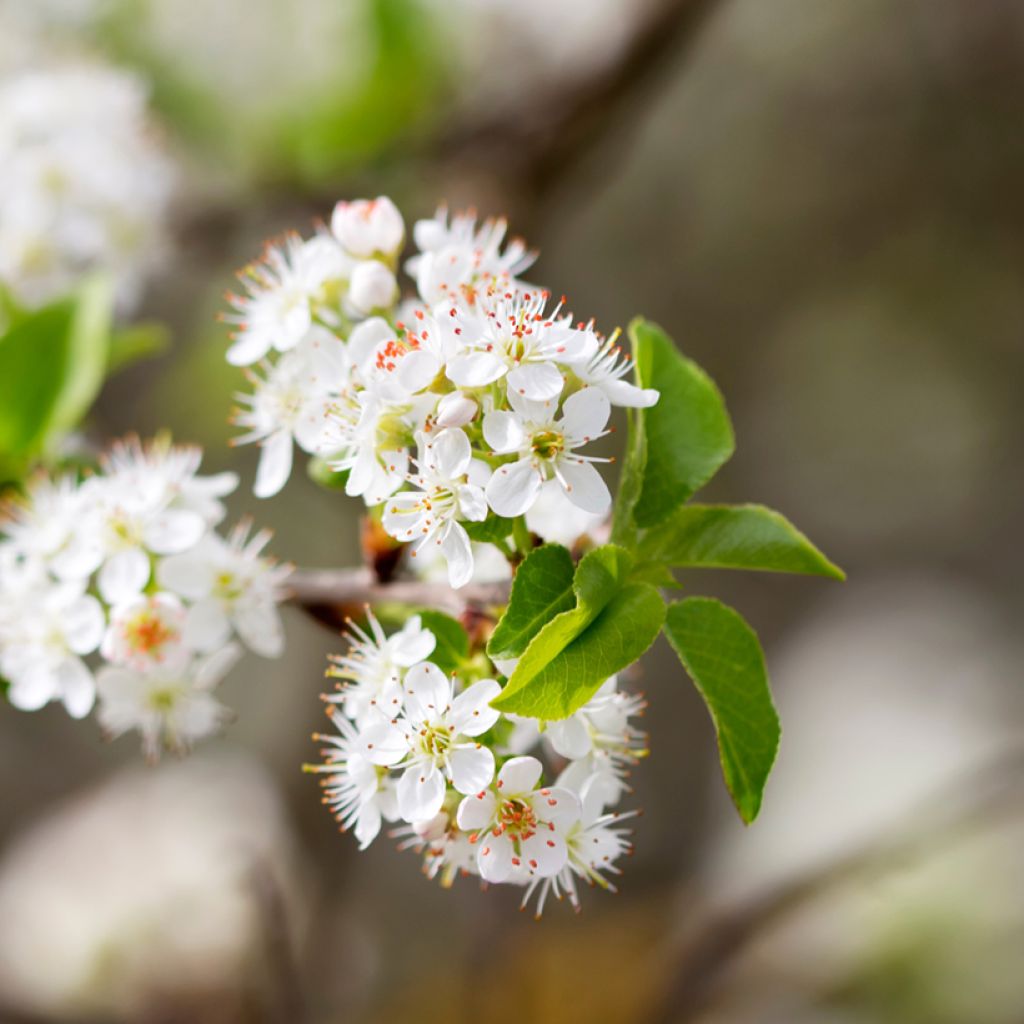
[0,437,288,756]
[225,197,658,583]
[308,611,645,916]
[0,63,174,311]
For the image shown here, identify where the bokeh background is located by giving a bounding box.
[1,1,1022,1021]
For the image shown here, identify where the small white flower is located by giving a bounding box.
[456,755,581,883]
[393,808,479,887]
[520,774,636,918]
[407,207,535,307]
[382,428,487,588]
[100,591,188,672]
[361,664,501,821]
[447,289,597,402]
[346,259,399,316]
[233,335,347,498]
[307,707,399,849]
[95,644,240,759]
[0,581,105,719]
[575,332,660,408]
[484,386,613,518]
[331,196,405,259]
[434,391,478,430]
[325,610,436,727]
[223,233,349,366]
[157,520,291,659]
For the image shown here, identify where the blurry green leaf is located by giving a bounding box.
[107,321,171,374]
[493,582,665,719]
[614,319,735,537]
[629,560,681,588]
[487,544,575,660]
[0,275,113,473]
[416,610,469,675]
[308,456,351,491]
[464,515,516,545]
[639,504,845,579]
[664,598,780,823]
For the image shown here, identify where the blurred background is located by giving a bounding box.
[1,0,1023,1021]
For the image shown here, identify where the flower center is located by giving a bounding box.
[530,430,565,461]
[124,609,178,656]
[419,723,452,758]
[496,797,538,841]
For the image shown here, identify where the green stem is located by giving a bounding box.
[512,515,532,558]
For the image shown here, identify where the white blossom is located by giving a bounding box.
[331,196,404,259]
[484,386,613,518]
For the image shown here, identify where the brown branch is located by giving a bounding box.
[646,746,1024,1024]
[283,567,510,631]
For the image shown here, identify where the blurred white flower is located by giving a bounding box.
[331,196,404,259]
[0,63,173,310]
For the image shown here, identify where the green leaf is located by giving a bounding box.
[610,401,648,547]
[663,598,780,823]
[107,321,171,374]
[307,456,351,491]
[464,515,516,545]
[493,582,665,719]
[639,504,845,580]
[629,561,681,588]
[487,544,575,660]
[616,318,735,534]
[0,275,114,471]
[417,610,469,676]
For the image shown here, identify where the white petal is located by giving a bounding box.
[427,428,471,479]
[434,392,477,429]
[397,763,446,822]
[520,830,568,877]
[457,789,497,831]
[402,661,451,722]
[354,799,382,850]
[446,352,506,389]
[450,678,502,737]
[485,459,542,517]
[482,410,525,453]
[557,459,611,515]
[506,361,564,402]
[546,716,592,760]
[99,548,150,605]
[57,657,96,719]
[456,484,488,522]
[396,350,441,393]
[603,379,660,408]
[7,667,56,711]
[156,551,215,600]
[440,523,474,589]
[348,317,394,369]
[536,786,582,829]
[254,431,294,499]
[183,599,232,653]
[449,744,495,796]
[63,595,105,655]
[194,642,242,688]
[144,509,206,555]
[227,329,272,366]
[561,386,611,440]
[477,832,516,883]
[497,755,542,795]
[360,721,409,766]
[233,600,285,658]
[393,620,436,666]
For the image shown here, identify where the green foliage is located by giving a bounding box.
[416,610,469,676]
[492,545,664,718]
[107,322,171,375]
[464,515,517,546]
[639,503,845,579]
[0,276,114,483]
[308,457,351,491]
[612,318,734,541]
[487,544,576,660]
[664,598,780,823]
[492,318,841,823]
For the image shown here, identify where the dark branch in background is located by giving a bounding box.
[437,0,722,204]
[645,746,1024,1024]
[283,567,510,631]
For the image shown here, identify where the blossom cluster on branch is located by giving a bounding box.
[307,611,644,915]
[0,437,287,756]
[225,197,658,586]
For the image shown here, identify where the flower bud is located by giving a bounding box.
[434,391,478,429]
[347,260,398,315]
[332,197,404,258]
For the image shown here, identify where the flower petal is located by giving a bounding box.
[450,678,502,737]
[557,458,611,515]
[64,595,105,655]
[143,510,206,555]
[449,744,495,796]
[507,361,564,402]
[482,410,525,454]
[520,830,568,878]
[497,755,543,795]
[456,789,496,831]
[98,548,150,605]
[402,661,451,723]
[477,832,516,883]
[426,428,471,479]
[440,522,474,589]
[561,386,611,441]
[545,715,592,760]
[254,431,294,499]
[447,352,506,389]
[485,459,542,517]
[397,762,446,822]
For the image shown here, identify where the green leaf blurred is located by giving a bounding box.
[663,597,780,823]
[639,503,845,579]
[415,610,469,676]
[107,321,171,375]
